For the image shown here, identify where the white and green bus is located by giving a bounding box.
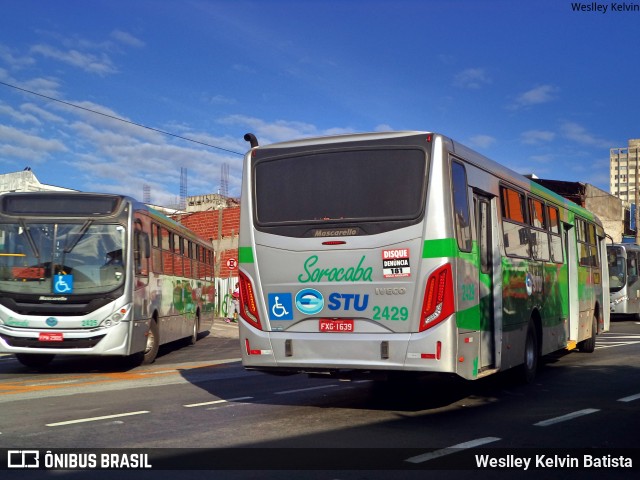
[0,192,216,368]
[237,131,609,382]
[607,242,640,319]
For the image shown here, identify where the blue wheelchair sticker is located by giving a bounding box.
[268,293,293,320]
[54,274,74,294]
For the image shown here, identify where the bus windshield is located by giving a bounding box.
[607,245,626,292]
[254,148,427,227]
[0,222,126,295]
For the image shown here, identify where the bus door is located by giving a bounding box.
[130,217,152,354]
[564,222,579,347]
[625,248,640,316]
[474,192,497,370]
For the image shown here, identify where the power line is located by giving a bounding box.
[0,80,244,156]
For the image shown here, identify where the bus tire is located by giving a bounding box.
[140,319,159,365]
[519,321,539,384]
[187,312,199,346]
[15,353,55,369]
[579,315,597,353]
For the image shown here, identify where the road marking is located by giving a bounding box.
[405,437,501,464]
[618,393,640,403]
[26,379,82,386]
[596,333,640,349]
[274,384,340,395]
[0,359,241,396]
[46,410,150,427]
[183,396,253,408]
[534,408,599,427]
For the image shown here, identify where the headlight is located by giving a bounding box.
[102,304,132,327]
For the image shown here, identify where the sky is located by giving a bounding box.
[1,0,639,207]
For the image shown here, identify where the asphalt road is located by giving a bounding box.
[1,318,639,480]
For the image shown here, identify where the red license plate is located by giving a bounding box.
[319,319,354,332]
[39,332,64,342]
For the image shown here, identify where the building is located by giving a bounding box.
[533,179,624,242]
[176,206,240,315]
[610,139,640,203]
[175,206,240,278]
[185,193,239,212]
[0,169,75,193]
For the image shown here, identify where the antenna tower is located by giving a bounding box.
[220,163,229,198]
[143,184,151,204]
[180,167,187,210]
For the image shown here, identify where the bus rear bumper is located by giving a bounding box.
[239,320,458,375]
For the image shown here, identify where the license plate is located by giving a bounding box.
[319,319,354,332]
[39,332,64,342]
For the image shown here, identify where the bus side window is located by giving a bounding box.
[451,160,472,252]
[528,197,549,261]
[134,222,150,277]
[576,219,590,266]
[501,186,529,258]
[627,252,638,285]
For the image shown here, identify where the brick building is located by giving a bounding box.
[175,206,240,278]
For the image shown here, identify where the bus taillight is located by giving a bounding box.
[239,270,262,330]
[419,263,454,332]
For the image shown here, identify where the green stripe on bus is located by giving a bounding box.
[456,303,485,330]
[238,246,254,263]
[423,238,459,258]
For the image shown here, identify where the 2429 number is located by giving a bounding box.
[373,306,408,321]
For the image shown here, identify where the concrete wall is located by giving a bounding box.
[584,184,624,242]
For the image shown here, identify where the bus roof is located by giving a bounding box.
[246,130,603,229]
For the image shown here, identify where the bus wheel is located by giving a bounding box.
[520,322,539,384]
[141,320,159,365]
[186,313,199,346]
[578,315,597,353]
[15,353,55,369]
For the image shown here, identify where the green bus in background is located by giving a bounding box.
[0,192,216,368]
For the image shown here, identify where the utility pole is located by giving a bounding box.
[635,147,640,245]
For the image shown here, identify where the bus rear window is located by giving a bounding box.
[254,148,427,225]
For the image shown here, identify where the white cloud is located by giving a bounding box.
[0,44,35,69]
[30,44,118,75]
[232,64,256,74]
[510,85,558,109]
[0,102,41,125]
[204,94,236,105]
[453,68,491,89]
[22,76,62,97]
[21,102,65,123]
[530,154,556,164]
[560,121,611,148]
[521,129,556,144]
[110,30,145,48]
[0,124,67,164]
[469,134,496,149]
[220,115,353,145]
[0,124,67,152]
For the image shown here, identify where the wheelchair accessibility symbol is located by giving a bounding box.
[267,293,293,320]
[53,274,74,294]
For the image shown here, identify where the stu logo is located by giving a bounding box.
[327,293,369,311]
